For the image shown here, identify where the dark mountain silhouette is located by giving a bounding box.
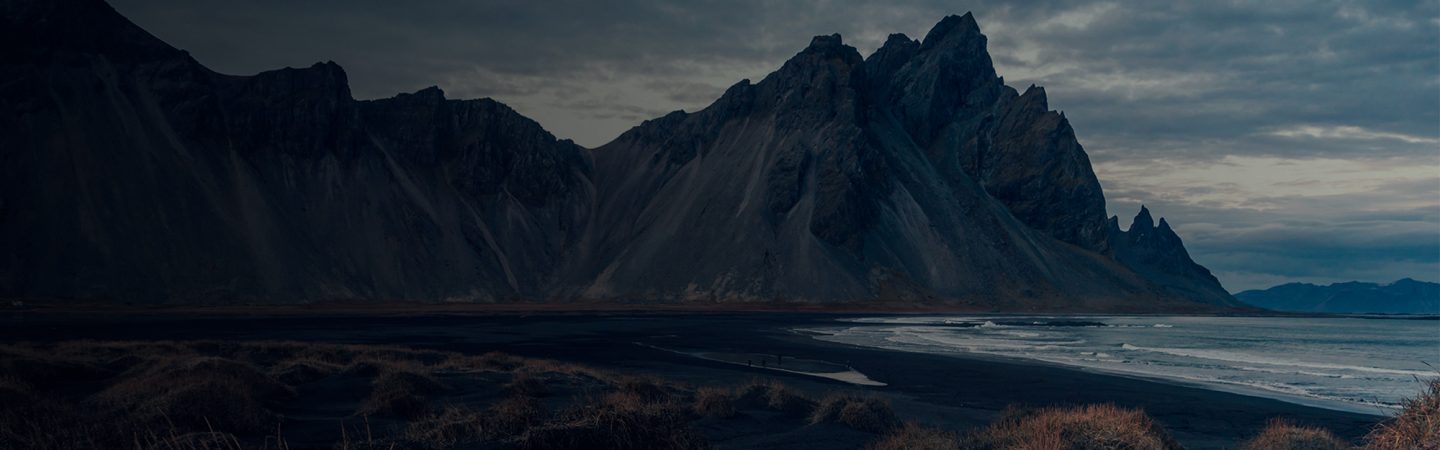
[1236,279,1440,314]
[0,0,1237,308]
[2,0,594,302]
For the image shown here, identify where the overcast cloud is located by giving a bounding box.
[109,0,1440,291]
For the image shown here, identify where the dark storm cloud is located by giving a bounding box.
[108,0,1439,291]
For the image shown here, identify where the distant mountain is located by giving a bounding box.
[0,0,1238,309]
[1236,279,1440,314]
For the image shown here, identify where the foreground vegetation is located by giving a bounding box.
[0,340,1432,449]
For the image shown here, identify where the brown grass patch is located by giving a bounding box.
[0,376,90,449]
[613,375,676,402]
[488,394,548,437]
[402,396,546,448]
[810,394,900,433]
[692,386,737,418]
[0,345,112,390]
[1364,378,1439,450]
[870,422,959,450]
[735,379,815,416]
[0,340,470,448]
[963,404,1183,450]
[405,405,486,448]
[356,369,445,419]
[97,356,292,433]
[513,390,707,450]
[269,357,344,385]
[506,371,549,397]
[1241,419,1350,450]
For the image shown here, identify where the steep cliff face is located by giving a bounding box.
[870,15,1110,253]
[1,0,1236,309]
[568,18,1236,308]
[0,0,593,303]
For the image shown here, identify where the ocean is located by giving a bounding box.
[804,315,1438,414]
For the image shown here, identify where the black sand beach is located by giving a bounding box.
[0,311,1384,449]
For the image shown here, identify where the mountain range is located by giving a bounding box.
[1236,279,1439,314]
[0,0,1238,309]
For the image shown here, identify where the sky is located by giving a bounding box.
[109,0,1440,292]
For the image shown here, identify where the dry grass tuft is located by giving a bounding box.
[0,376,88,449]
[1241,419,1349,450]
[343,357,424,378]
[135,430,247,450]
[513,390,706,450]
[506,371,549,397]
[269,357,343,385]
[735,379,815,417]
[405,405,486,449]
[613,375,674,402]
[0,345,112,390]
[357,369,445,419]
[1364,378,1440,450]
[869,422,959,450]
[0,340,467,448]
[810,394,900,433]
[403,396,545,448]
[98,356,292,433]
[692,386,737,418]
[489,394,548,437]
[963,404,1183,450]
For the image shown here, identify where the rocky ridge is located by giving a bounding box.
[0,0,1237,309]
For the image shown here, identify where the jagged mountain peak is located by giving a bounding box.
[1019,85,1049,107]
[883,33,920,48]
[806,33,846,50]
[1108,205,1235,305]
[864,34,921,88]
[779,33,864,73]
[869,33,921,63]
[920,12,982,51]
[1131,205,1156,231]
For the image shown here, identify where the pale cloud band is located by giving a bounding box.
[1268,125,1440,146]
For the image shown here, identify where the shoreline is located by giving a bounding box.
[801,316,1421,416]
[804,329,1397,417]
[0,311,1387,449]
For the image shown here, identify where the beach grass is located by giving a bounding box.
[1362,378,1439,450]
[1240,419,1349,450]
[0,339,1429,449]
[961,404,1184,450]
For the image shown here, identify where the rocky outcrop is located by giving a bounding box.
[1,0,1237,309]
[1107,207,1234,305]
